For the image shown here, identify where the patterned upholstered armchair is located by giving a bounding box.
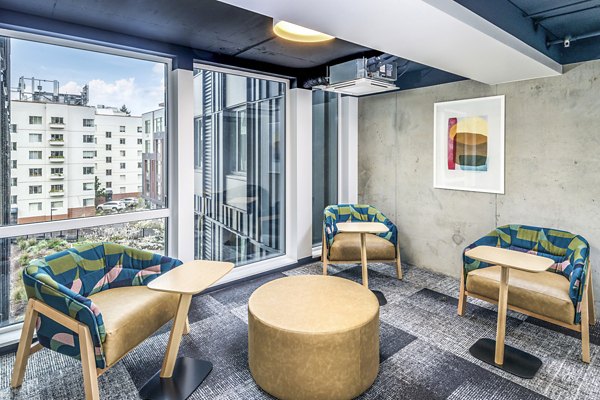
[322,204,402,279]
[11,243,183,400]
[458,225,595,362]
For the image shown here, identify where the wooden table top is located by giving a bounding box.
[336,221,389,234]
[465,246,554,273]
[148,260,234,295]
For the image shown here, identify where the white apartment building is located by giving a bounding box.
[10,98,142,224]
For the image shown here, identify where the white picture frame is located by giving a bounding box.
[433,95,505,194]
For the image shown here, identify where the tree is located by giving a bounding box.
[119,104,131,115]
[94,176,106,205]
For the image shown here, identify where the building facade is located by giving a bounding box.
[9,78,143,224]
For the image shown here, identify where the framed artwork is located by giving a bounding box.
[433,95,505,194]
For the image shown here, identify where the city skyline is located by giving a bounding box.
[10,38,165,115]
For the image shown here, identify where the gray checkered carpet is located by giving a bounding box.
[2,262,600,399]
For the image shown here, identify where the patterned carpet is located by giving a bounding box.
[2,261,600,400]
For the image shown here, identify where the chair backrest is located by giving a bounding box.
[323,204,397,249]
[464,224,590,324]
[27,242,180,297]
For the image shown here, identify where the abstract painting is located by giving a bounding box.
[433,95,504,193]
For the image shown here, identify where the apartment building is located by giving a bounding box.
[9,78,143,224]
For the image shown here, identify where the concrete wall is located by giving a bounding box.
[358,60,600,308]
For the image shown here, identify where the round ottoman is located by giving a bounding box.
[248,275,379,400]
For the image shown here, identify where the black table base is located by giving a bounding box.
[469,338,542,379]
[372,290,387,306]
[139,357,213,400]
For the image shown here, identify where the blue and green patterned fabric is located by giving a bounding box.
[463,225,590,324]
[323,204,397,254]
[23,242,183,369]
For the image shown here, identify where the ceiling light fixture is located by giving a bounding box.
[273,20,334,43]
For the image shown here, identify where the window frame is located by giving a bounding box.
[0,29,173,343]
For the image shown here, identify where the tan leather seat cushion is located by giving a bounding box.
[466,266,574,324]
[248,276,379,400]
[89,286,179,367]
[329,232,395,261]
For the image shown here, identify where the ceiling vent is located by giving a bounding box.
[324,58,399,96]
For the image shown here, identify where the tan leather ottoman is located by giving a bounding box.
[248,275,380,400]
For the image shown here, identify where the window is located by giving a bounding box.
[120,150,126,157]
[106,169,112,176]
[106,144,112,151]
[137,138,143,145]
[120,186,126,193]
[106,131,112,138]
[119,138,126,145]
[120,162,126,169]
[106,182,112,188]
[154,117,163,132]
[137,126,142,133]
[144,120,151,133]
[137,162,142,168]
[29,133,43,143]
[29,202,42,212]
[29,185,42,194]
[11,142,16,151]
[145,140,151,152]
[29,168,42,177]
[106,156,112,163]
[1,36,169,333]
[193,68,286,266]
[120,174,126,180]
[120,125,126,132]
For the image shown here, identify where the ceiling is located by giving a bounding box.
[1,0,600,89]
[0,0,372,70]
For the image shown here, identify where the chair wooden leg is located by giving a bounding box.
[457,272,467,316]
[588,268,596,325]
[78,324,100,400]
[11,299,38,388]
[581,279,591,363]
[395,242,403,280]
[183,317,191,335]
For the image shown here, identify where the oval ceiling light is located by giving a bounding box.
[273,20,334,43]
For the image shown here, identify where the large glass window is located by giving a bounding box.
[193,68,286,266]
[0,35,170,334]
[2,37,167,227]
[312,91,339,245]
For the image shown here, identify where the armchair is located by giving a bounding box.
[11,243,183,399]
[322,204,402,279]
[458,225,595,362]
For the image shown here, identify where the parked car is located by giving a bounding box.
[120,197,138,207]
[96,201,126,212]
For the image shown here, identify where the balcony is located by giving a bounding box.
[49,156,65,163]
[50,173,64,180]
[49,189,64,197]
[49,138,64,146]
[49,122,65,129]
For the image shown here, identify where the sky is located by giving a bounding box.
[10,38,165,115]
